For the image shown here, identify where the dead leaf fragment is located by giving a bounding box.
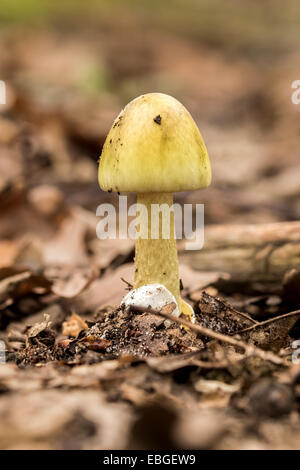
[0,269,51,307]
[195,291,255,337]
[76,263,134,310]
[25,314,56,348]
[27,314,52,339]
[47,265,99,298]
[247,315,300,352]
[62,312,88,338]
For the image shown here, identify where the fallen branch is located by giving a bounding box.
[180,221,300,283]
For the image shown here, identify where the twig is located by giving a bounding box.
[191,358,234,369]
[147,303,288,366]
[120,277,133,290]
[238,309,300,333]
[230,307,259,324]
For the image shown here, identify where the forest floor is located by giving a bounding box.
[1,4,300,449]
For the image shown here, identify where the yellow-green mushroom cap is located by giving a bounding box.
[98,93,211,193]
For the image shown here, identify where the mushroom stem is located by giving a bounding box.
[134,192,180,305]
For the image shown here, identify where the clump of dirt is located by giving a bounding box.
[15,307,202,366]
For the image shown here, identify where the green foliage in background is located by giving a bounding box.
[1,0,300,56]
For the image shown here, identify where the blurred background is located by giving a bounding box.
[1,0,300,229]
[0,0,300,278]
[1,0,300,451]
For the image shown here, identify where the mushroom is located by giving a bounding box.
[98,93,211,319]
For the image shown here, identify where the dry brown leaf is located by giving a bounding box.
[245,314,300,352]
[26,314,52,339]
[0,268,51,307]
[21,304,63,330]
[179,264,229,295]
[47,265,99,298]
[62,312,88,338]
[196,291,256,335]
[76,263,134,310]
[89,238,134,270]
